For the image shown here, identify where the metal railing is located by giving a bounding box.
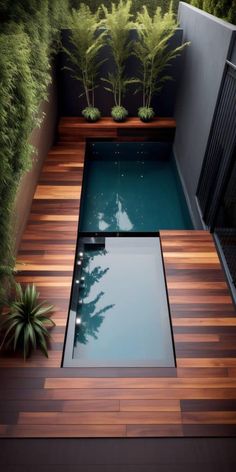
[196,60,236,303]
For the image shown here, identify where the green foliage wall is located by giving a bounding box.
[190,0,236,24]
[0,0,69,297]
[70,0,180,16]
[70,0,236,23]
[0,29,36,275]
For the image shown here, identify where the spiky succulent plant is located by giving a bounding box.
[0,284,54,359]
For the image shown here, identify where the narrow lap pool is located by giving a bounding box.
[63,141,192,369]
[80,142,193,232]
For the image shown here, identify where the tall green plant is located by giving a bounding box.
[0,28,37,292]
[0,1,69,302]
[134,4,189,112]
[102,0,135,117]
[63,4,105,112]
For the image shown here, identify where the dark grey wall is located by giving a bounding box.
[59,29,183,117]
[173,3,236,228]
[14,65,58,253]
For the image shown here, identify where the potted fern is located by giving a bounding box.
[0,284,54,359]
[63,4,105,122]
[134,4,190,122]
[102,0,135,122]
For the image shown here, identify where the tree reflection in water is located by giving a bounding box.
[97,194,134,232]
[75,249,115,346]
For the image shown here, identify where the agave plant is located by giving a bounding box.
[101,0,136,120]
[134,3,190,118]
[63,4,106,119]
[0,283,54,359]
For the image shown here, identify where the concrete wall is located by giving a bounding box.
[174,3,236,228]
[14,66,58,253]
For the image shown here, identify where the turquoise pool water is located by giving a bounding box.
[80,142,193,232]
[63,237,175,367]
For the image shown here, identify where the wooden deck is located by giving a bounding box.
[0,118,236,438]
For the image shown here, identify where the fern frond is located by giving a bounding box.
[63,3,106,108]
[102,0,134,106]
[133,2,190,106]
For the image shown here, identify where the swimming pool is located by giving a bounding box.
[79,142,193,232]
[63,236,175,368]
[63,141,192,369]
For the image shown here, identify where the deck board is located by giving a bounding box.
[0,117,235,437]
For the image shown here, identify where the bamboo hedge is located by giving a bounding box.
[0,0,69,300]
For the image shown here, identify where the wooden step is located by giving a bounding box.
[58,117,176,142]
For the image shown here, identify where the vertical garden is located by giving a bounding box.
[0,0,69,296]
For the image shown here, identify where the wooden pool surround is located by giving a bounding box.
[0,117,236,438]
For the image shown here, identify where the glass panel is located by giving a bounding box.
[64,237,175,367]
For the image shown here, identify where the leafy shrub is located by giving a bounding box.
[190,1,236,24]
[138,107,155,122]
[70,0,236,24]
[0,284,54,359]
[70,0,180,16]
[82,107,101,122]
[111,105,129,121]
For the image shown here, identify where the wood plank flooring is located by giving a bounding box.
[0,118,236,437]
